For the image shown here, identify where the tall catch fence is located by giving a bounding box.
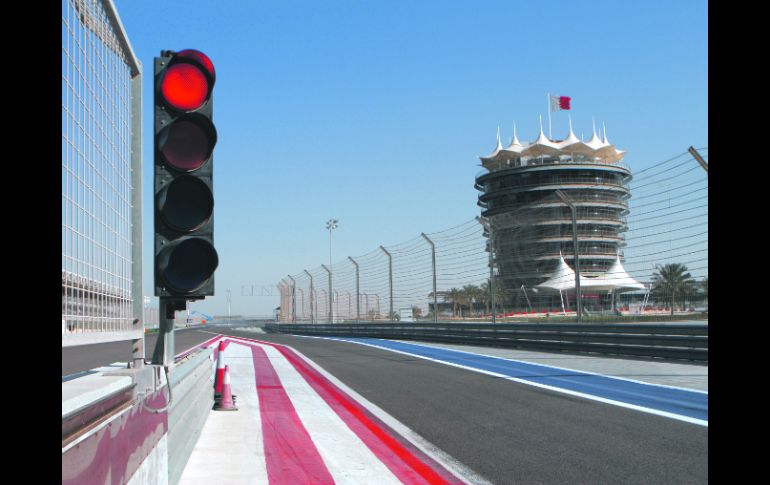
[279,148,708,323]
[62,0,143,345]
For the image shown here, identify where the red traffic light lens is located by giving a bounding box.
[160,116,216,171]
[161,63,209,111]
[176,49,215,81]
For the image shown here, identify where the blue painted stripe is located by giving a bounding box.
[331,337,708,422]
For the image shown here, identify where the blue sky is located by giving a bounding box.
[115,0,708,316]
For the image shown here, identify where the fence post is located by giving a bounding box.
[555,190,582,323]
[287,275,296,323]
[321,264,332,323]
[688,146,708,173]
[130,61,144,367]
[304,270,314,324]
[348,256,360,322]
[477,217,497,323]
[421,233,437,322]
[297,288,305,321]
[380,246,393,321]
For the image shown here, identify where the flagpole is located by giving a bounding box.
[547,93,552,139]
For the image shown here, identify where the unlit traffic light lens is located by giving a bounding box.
[160,238,219,293]
[159,176,214,232]
[160,115,216,171]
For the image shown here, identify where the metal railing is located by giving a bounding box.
[278,148,707,324]
[62,0,143,346]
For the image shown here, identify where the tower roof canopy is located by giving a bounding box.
[521,128,561,157]
[557,122,595,156]
[479,121,628,164]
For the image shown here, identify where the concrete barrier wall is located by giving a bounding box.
[62,367,169,485]
[167,347,215,485]
[62,347,215,485]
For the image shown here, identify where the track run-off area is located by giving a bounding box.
[63,328,708,484]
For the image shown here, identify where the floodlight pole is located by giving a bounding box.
[555,190,583,323]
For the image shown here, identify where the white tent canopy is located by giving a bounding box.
[536,254,646,292]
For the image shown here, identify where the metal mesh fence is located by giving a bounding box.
[279,148,708,322]
[62,0,141,339]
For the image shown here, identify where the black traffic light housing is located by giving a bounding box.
[154,49,218,299]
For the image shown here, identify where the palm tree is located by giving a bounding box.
[480,281,491,315]
[481,280,508,315]
[444,288,463,318]
[463,284,485,317]
[651,263,696,315]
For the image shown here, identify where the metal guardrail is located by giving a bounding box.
[265,322,708,362]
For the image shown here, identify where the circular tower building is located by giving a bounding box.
[475,120,632,308]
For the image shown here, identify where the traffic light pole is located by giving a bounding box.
[152,297,185,365]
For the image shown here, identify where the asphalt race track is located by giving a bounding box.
[62,328,708,484]
[220,330,707,485]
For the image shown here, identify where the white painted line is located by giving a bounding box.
[388,339,709,394]
[265,339,493,485]
[263,344,403,485]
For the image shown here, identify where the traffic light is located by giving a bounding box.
[154,49,218,300]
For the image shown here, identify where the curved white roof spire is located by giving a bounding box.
[585,116,605,150]
[505,121,526,154]
[511,122,521,145]
[479,126,505,161]
[557,113,582,149]
[524,118,560,157]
